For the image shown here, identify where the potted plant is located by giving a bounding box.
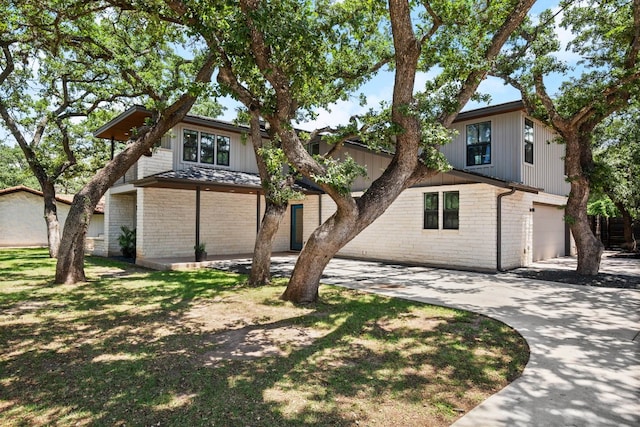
[118,226,136,259]
[194,242,207,262]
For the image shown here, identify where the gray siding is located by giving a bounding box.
[319,141,392,192]
[443,110,523,182]
[522,120,570,196]
[173,123,258,174]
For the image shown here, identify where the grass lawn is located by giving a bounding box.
[0,248,528,426]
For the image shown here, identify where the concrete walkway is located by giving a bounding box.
[210,255,640,426]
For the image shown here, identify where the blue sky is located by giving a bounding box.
[3,1,571,143]
[215,0,571,130]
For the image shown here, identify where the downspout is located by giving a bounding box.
[256,191,261,233]
[497,187,517,271]
[195,186,201,253]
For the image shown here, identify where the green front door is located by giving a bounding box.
[290,204,303,251]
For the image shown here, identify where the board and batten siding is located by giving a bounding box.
[444,110,524,182]
[443,111,569,196]
[522,119,570,196]
[171,123,259,174]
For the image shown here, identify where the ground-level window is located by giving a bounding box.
[524,118,534,164]
[423,191,459,230]
[466,121,491,166]
[423,193,439,229]
[443,191,459,229]
[182,128,231,166]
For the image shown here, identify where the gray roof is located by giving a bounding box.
[133,166,322,194]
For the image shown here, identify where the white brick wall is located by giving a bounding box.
[137,149,173,178]
[104,191,136,256]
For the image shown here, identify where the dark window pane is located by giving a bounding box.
[524,119,534,164]
[466,121,491,166]
[423,193,438,229]
[443,191,459,229]
[200,132,215,164]
[217,135,230,166]
[183,129,198,162]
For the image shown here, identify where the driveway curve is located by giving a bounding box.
[211,255,640,426]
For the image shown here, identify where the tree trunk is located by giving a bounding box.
[55,189,98,283]
[41,181,61,258]
[249,201,288,286]
[281,211,358,303]
[616,203,636,251]
[563,131,604,275]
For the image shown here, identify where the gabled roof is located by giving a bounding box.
[0,185,105,213]
[132,166,323,195]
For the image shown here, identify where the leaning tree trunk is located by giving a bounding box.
[41,181,61,258]
[249,201,288,286]
[281,210,358,303]
[55,189,99,283]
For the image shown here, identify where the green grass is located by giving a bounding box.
[0,248,529,426]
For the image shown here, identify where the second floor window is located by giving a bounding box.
[183,129,230,166]
[524,119,534,164]
[466,121,491,166]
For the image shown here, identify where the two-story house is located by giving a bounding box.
[95,100,574,271]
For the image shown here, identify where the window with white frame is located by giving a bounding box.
[466,121,491,166]
[524,118,534,164]
[423,191,459,230]
[182,128,230,166]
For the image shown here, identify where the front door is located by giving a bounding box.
[290,204,303,251]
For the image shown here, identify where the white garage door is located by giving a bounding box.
[532,203,566,261]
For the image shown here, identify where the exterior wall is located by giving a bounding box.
[137,148,173,178]
[104,191,136,256]
[334,145,391,192]
[0,190,103,247]
[444,110,523,182]
[522,119,570,196]
[444,111,569,197]
[172,123,259,174]
[136,188,321,259]
[499,190,535,270]
[323,184,499,271]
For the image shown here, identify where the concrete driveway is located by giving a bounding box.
[210,255,640,426]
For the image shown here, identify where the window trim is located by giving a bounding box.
[524,118,534,165]
[181,126,231,167]
[466,121,492,167]
[423,192,439,230]
[422,190,459,231]
[443,191,460,230]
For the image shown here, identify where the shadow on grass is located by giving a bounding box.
[0,249,527,426]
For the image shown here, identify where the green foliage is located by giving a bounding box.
[0,142,38,189]
[117,226,136,259]
[312,155,367,196]
[591,106,640,219]
[588,197,618,217]
[257,144,304,205]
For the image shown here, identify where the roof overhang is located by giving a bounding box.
[132,167,323,195]
[447,169,540,193]
[93,105,269,142]
[454,100,525,123]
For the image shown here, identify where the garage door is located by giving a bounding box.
[532,203,566,261]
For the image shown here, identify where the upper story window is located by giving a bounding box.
[524,119,534,164]
[466,121,491,166]
[182,128,230,166]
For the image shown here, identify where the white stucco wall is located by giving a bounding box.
[0,190,104,248]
